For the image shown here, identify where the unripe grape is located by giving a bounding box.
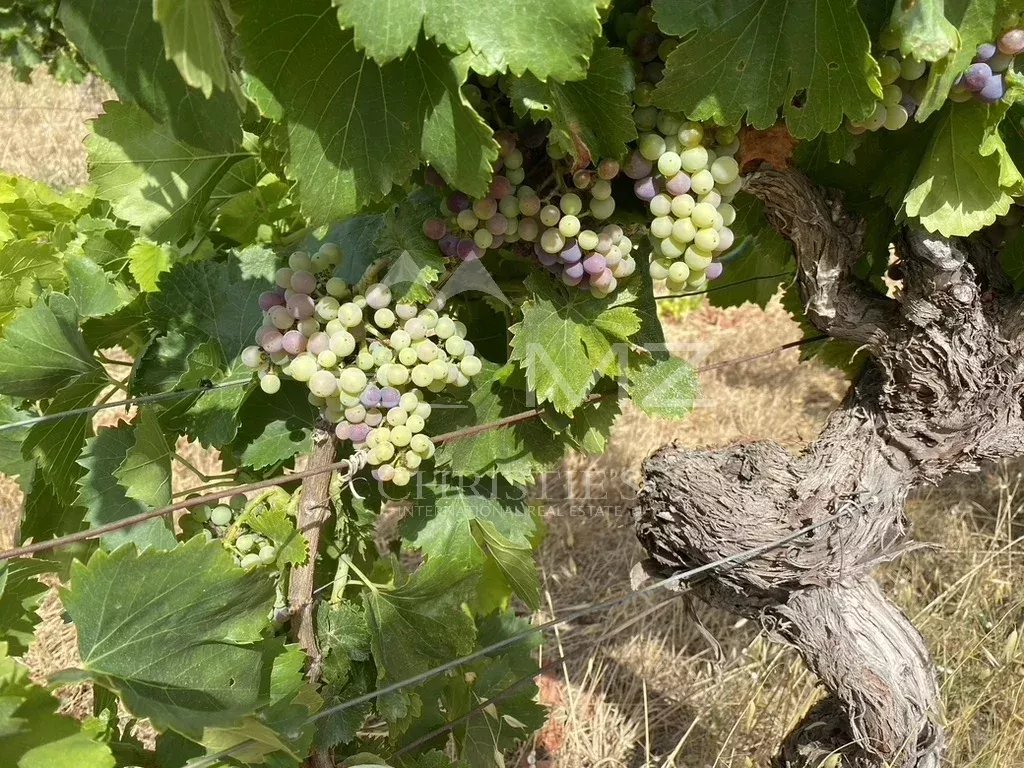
[409,365,432,387]
[240,553,261,569]
[710,156,740,185]
[258,545,277,564]
[651,216,674,239]
[290,354,319,382]
[649,260,670,281]
[541,228,565,254]
[345,404,367,423]
[670,193,695,218]
[259,291,285,311]
[539,205,561,227]
[472,197,497,220]
[260,373,281,394]
[211,505,233,527]
[504,148,524,169]
[310,251,333,272]
[316,297,340,320]
[326,277,348,298]
[878,55,901,86]
[677,122,704,148]
[684,246,713,270]
[672,218,696,243]
[337,303,362,327]
[691,202,718,229]
[659,237,684,259]
[460,355,482,376]
[901,56,926,81]
[658,151,682,177]
[718,227,736,251]
[242,346,263,368]
[680,146,709,173]
[410,434,433,455]
[559,215,581,238]
[387,365,410,386]
[291,270,317,294]
[690,169,715,195]
[317,350,338,368]
[289,251,313,272]
[884,105,909,131]
[667,261,690,284]
[590,197,616,219]
[329,331,356,357]
[275,267,294,289]
[338,367,368,394]
[650,194,672,217]
[306,370,336,398]
[364,283,392,310]
[405,451,422,470]
[235,533,256,553]
[560,193,584,216]
[638,133,666,161]
[269,306,293,330]
[694,228,720,252]
[374,308,396,328]
[597,158,620,179]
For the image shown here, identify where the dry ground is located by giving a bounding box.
[3,69,1024,768]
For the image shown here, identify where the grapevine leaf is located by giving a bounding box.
[232,382,316,471]
[86,102,243,244]
[374,192,449,303]
[63,538,278,737]
[114,410,173,509]
[652,0,882,138]
[566,393,621,454]
[0,559,55,656]
[21,474,83,544]
[60,0,241,152]
[362,560,478,686]
[888,0,958,62]
[317,601,372,689]
[76,425,177,552]
[509,42,637,164]
[22,370,108,507]
[0,293,101,399]
[903,101,1024,236]
[153,0,232,98]
[510,275,640,414]
[0,239,65,329]
[0,397,36,490]
[0,644,116,768]
[707,192,795,309]
[627,357,699,420]
[334,0,608,81]
[315,216,387,286]
[432,363,568,484]
[149,260,269,368]
[65,255,134,319]
[235,0,497,221]
[236,501,309,568]
[127,241,173,293]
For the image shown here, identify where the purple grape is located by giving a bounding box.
[439,234,459,258]
[900,95,919,117]
[644,61,665,82]
[560,243,582,263]
[259,291,285,311]
[447,193,470,213]
[634,33,660,62]
[291,270,317,294]
[591,269,615,291]
[706,262,724,280]
[564,261,585,280]
[282,330,306,355]
[380,387,401,409]
[287,293,315,320]
[665,173,692,196]
[307,332,330,355]
[561,271,584,287]
[998,29,1024,56]
[456,239,478,260]
[536,249,558,267]
[623,151,653,180]
[487,213,508,235]
[975,43,997,63]
[979,73,1006,103]
[963,62,992,92]
[424,167,446,188]
[634,176,658,202]
[361,385,382,407]
[335,422,352,440]
[582,254,607,275]
[423,218,447,240]
[490,175,513,200]
[259,328,283,353]
[349,424,371,444]
[491,235,505,249]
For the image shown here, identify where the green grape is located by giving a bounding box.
[329,331,356,357]
[374,308,396,328]
[326,277,348,297]
[590,197,615,219]
[356,350,375,371]
[258,545,277,564]
[428,359,449,380]
[578,229,599,250]
[240,553,261,569]
[211,505,234,527]
[387,365,410,386]
[560,193,583,216]
[416,340,439,363]
[710,157,739,185]
[670,193,695,218]
[638,132,666,161]
[719,203,737,226]
[694,228,720,252]
[878,55,901,85]
[316,297,340,320]
[373,442,396,463]
[559,215,581,238]
[649,194,672,217]
[390,425,412,447]
[667,261,690,284]
[317,350,338,369]
[392,467,411,487]
[460,355,482,377]
[406,317,428,339]
[399,391,419,411]
[541,228,565,254]
[414,401,431,419]
[658,151,682,177]
[406,414,426,433]
[691,202,718,229]
[308,370,338,398]
[651,216,674,239]
[411,365,433,388]
[677,122,704,147]
[680,146,709,173]
[260,373,282,394]
[649,260,670,281]
[540,205,561,227]
[387,407,408,426]
[236,534,256,553]
[390,329,412,350]
[345,404,367,423]
[396,347,416,367]
[289,354,318,382]
[660,237,684,259]
[444,336,466,357]
[434,316,456,339]
[690,170,715,196]
[591,180,612,201]
[338,367,368,395]
[684,246,713,270]
[474,228,494,248]
[405,451,422,470]
[337,303,362,327]
[672,218,696,244]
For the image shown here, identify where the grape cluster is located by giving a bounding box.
[423,135,638,298]
[241,244,484,485]
[953,29,1024,104]
[187,495,279,569]
[849,48,927,133]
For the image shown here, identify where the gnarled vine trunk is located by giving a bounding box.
[634,170,1024,767]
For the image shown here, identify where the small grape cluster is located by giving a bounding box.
[241,244,484,485]
[848,48,927,133]
[423,134,638,298]
[187,495,279,569]
[953,29,1024,104]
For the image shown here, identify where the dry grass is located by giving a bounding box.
[3,67,1024,768]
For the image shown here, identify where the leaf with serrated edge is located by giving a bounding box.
[114,410,173,509]
[65,255,134,319]
[628,357,699,420]
[652,0,881,138]
[153,0,231,98]
[63,538,277,737]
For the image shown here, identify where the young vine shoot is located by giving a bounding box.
[0,1,1023,767]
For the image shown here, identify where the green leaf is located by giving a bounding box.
[76,425,177,552]
[334,0,608,81]
[236,499,309,568]
[317,601,372,688]
[374,192,449,303]
[60,0,241,152]
[0,397,36,490]
[627,357,698,420]
[652,0,882,138]
[0,644,116,768]
[362,560,477,686]
[232,381,315,471]
[149,259,269,368]
[63,538,278,737]
[509,42,637,164]
[888,0,958,61]
[0,559,55,656]
[315,215,387,286]
[432,363,568,484]
[0,293,101,399]
[0,239,65,329]
[65,255,134,319]
[86,102,243,244]
[127,240,173,293]
[235,0,497,221]
[510,275,640,414]
[903,101,1024,236]
[114,410,173,509]
[153,0,232,97]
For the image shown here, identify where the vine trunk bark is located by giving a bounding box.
[634,169,1024,767]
